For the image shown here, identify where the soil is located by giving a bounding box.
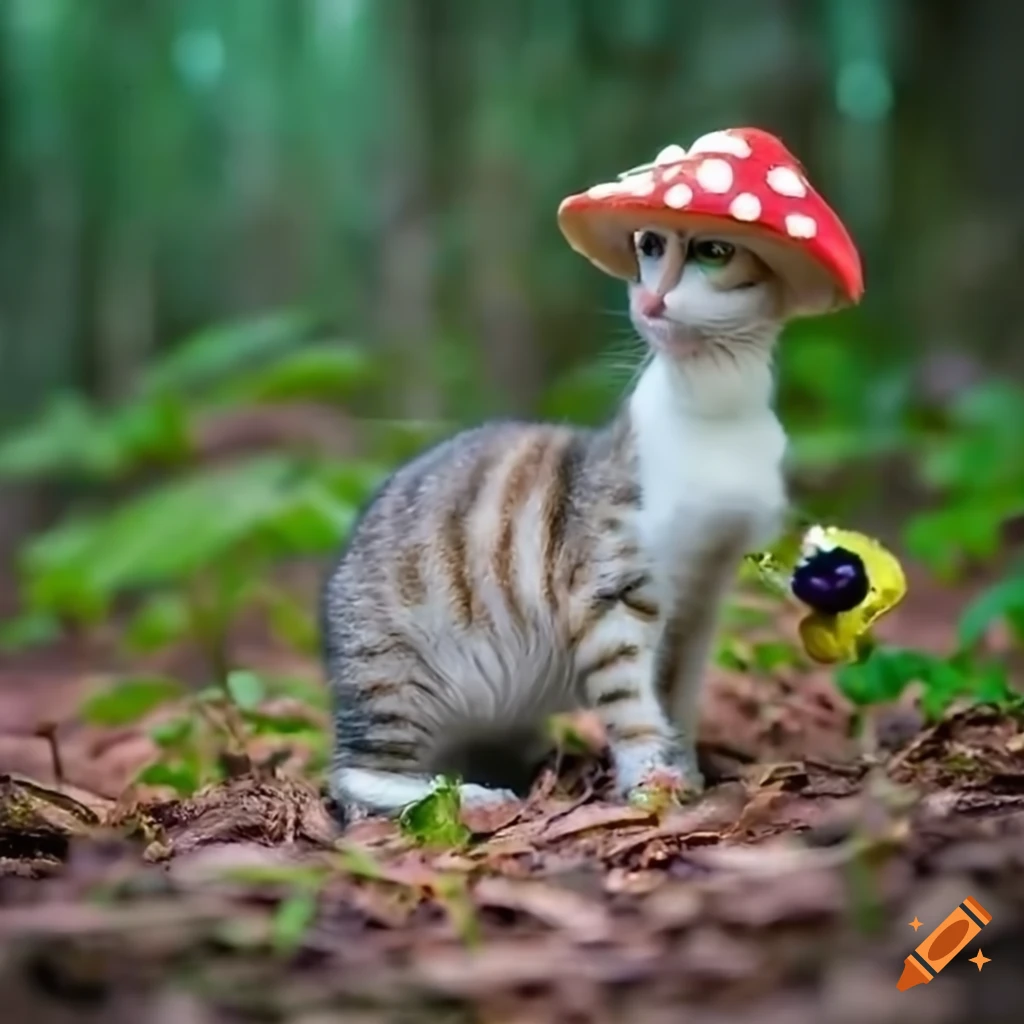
[1,565,1023,1024]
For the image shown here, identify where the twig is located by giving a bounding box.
[34,722,64,786]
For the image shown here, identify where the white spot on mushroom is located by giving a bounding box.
[654,143,687,165]
[587,181,625,199]
[729,192,761,222]
[785,213,818,239]
[766,166,807,198]
[663,183,693,209]
[695,158,733,194]
[619,171,656,196]
[688,131,752,159]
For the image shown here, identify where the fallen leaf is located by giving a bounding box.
[461,798,524,836]
[642,884,702,931]
[676,926,761,983]
[538,803,654,843]
[711,868,846,926]
[730,781,788,836]
[606,784,748,859]
[473,877,613,944]
[0,773,104,862]
[603,868,664,896]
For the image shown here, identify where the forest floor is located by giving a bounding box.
[1,567,1023,1024]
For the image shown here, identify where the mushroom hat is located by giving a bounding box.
[557,128,863,317]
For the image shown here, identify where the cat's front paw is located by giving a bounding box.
[612,737,704,800]
[625,764,704,812]
[458,783,520,807]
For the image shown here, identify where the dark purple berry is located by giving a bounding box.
[790,546,869,615]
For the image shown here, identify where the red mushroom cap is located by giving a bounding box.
[557,128,863,317]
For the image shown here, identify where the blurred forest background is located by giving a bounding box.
[0,0,1022,670]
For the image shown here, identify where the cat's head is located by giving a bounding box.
[557,129,864,381]
[626,226,784,365]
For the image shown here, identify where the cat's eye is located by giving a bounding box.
[690,239,735,268]
[635,230,667,260]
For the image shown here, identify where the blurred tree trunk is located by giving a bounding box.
[464,9,541,416]
[900,0,1024,370]
[370,0,442,420]
[94,217,154,402]
[951,0,1024,371]
[466,157,540,416]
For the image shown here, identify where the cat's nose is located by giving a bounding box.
[636,290,665,318]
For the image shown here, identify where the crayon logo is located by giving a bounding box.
[897,897,992,992]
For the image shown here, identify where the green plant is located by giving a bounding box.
[2,310,389,633]
[0,310,407,794]
[81,669,329,795]
[398,777,471,848]
[903,381,1024,579]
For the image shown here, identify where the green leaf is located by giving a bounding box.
[223,864,326,888]
[834,648,932,708]
[0,611,61,652]
[715,636,748,671]
[144,309,317,395]
[398,778,470,848]
[271,888,320,954]
[0,394,120,480]
[255,480,356,555]
[335,843,384,880]
[966,660,1017,708]
[750,640,803,674]
[263,675,329,711]
[226,670,266,710]
[136,761,201,795]
[242,712,323,738]
[124,593,191,653]
[81,676,185,726]
[0,393,191,482]
[217,343,378,404]
[149,716,195,748]
[917,658,971,721]
[540,358,626,426]
[958,573,1024,648]
[103,395,192,468]
[903,502,1006,579]
[21,456,302,613]
[261,589,318,655]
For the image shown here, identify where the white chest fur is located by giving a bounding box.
[630,355,787,559]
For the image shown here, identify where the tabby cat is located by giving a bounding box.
[322,227,788,818]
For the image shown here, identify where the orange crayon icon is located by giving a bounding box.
[897,896,992,992]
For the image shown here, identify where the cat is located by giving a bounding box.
[322,226,789,819]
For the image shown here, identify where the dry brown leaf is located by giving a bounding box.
[603,867,664,896]
[412,938,579,995]
[605,784,747,859]
[538,803,654,843]
[139,775,339,857]
[642,884,703,931]
[0,898,233,939]
[474,876,613,944]
[430,851,478,872]
[469,837,539,861]
[730,780,788,835]
[710,868,846,926]
[461,798,524,836]
[676,926,762,983]
[343,818,398,846]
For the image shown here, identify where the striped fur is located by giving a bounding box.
[323,229,791,817]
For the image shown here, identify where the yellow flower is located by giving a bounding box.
[748,525,908,665]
